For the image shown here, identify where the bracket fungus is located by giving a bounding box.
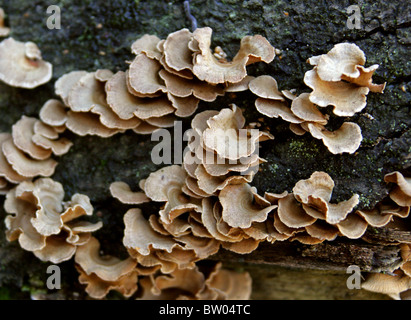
[75,237,138,299]
[4,178,102,263]
[305,43,385,117]
[0,25,406,301]
[0,38,52,88]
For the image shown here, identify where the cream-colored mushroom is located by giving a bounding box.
[128,53,167,95]
[219,183,276,228]
[110,181,150,204]
[2,137,57,177]
[75,236,138,299]
[307,122,362,154]
[105,71,175,120]
[55,70,88,105]
[191,27,275,84]
[249,75,284,100]
[362,271,411,300]
[0,38,52,88]
[384,172,411,207]
[4,178,102,263]
[131,34,162,60]
[304,68,369,117]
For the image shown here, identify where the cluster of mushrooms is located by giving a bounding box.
[0,17,410,299]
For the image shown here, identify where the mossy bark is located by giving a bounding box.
[0,0,409,299]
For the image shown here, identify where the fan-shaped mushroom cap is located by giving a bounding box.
[2,137,57,177]
[203,105,273,160]
[293,171,334,204]
[131,34,162,60]
[290,93,328,124]
[76,264,138,299]
[304,69,369,117]
[192,27,275,84]
[75,236,137,283]
[0,38,52,88]
[357,202,410,227]
[384,172,411,207]
[94,69,113,82]
[167,93,199,117]
[336,213,368,239]
[105,71,174,120]
[138,266,206,300]
[203,262,252,300]
[109,181,149,204]
[12,116,52,160]
[39,99,68,127]
[308,43,366,81]
[219,183,276,228]
[128,54,167,95]
[255,98,303,123]
[307,122,362,154]
[31,134,72,156]
[4,178,102,263]
[159,69,224,102]
[162,28,194,74]
[249,75,284,100]
[362,271,411,298]
[65,111,122,137]
[143,165,186,202]
[0,133,27,183]
[123,208,178,256]
[55,70,88,105]
[67,72,107,112]
[277,194,316,228]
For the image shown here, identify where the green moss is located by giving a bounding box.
[288,139,320,160]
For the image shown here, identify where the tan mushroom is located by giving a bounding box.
[0,38,52,88]
[384,172,411,207]
[2,136,57,178]
[162,28,194,76]
[75,237,138,299]
[55,71,88,105]
[307,43,366,81]
[362,270,411,300]
[131,34,162,60]
[12,116,53,160]
[4,178,102,263]
[67,72,108,112]
[109,181,149,205]
[105,71,175,120]
[307,122,362,154]
[39,99,68,128]
[304,68,369,117]
[249,75,284,101]
[308,43,386,93]
[202,105,273,160]
[191,27,275,84]
[219,183,276,229]
[0,133,27,184]
[128,53,167,95]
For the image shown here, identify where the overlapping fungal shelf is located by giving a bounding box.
[0,17,410,300]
